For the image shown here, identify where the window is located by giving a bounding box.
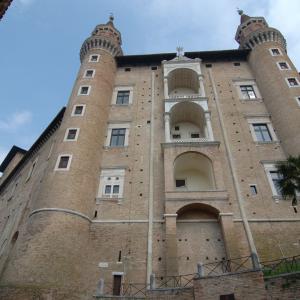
[125,68,131,72]
[116,90,130,105]
[71,104,86,116]
[172,134,181,139]
[89,54,100,62]
[112,87,133,105]
[64,128,79,141]
[176,179,186,188]
[240,85,256,99]
[97,169,125,199]
[174,126,180,131]
[106,123,130,147]
[270,171,282,196]
[286,77,300,87]
[233,62,240,66]
[263,164,283,197]
[277,62,290,70]
[84,69,95,78]
[191,133,200,138]
[55,154,72,171]
[248,118,277,143]
[295,97,300,106]
[253,124,272,142]
[250,185,258,195]
[269,48,282,56]
[78,86,91,95]
[110,128,126,146]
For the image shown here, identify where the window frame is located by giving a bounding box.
[233,79,262,101]
[110,128,126,147]
[105,123,130,147]
[116,90,130,105]
[64,128,80,142]
[252,123,272,142]
[71,104,86,117]
[240,85,257,100]
[112,86,133,105]
[269,48,282,56]
[97,169,125,200]
[276,61,291,71]
[83,69,95,78]
[285,77,300,88]
[78,85,91,96]
[247,117,278,143]
[263,163,283,197]
[295,96,300,107]
[88,54,100,62]
[54,154,72,171]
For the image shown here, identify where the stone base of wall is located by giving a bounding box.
[193,270,267,300]
[265,272,300,300]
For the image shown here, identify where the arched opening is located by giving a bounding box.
[168,68,199,97]
[174,152,216,190]
[176,203,226,274]
[170,102,206,141]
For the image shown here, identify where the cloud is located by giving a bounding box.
[0,111,32,132]
[18,0,35,5]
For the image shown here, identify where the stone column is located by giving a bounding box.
[164,77,169,99]
[164,214,178,276]
[199,75,205,97]
[205,112,214,141]
[164,114,171,142]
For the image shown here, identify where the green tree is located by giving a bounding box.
[276,155,300,206]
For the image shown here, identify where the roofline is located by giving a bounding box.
[116,49,251,67]
[0,107,66,191]
[0,146,27,172]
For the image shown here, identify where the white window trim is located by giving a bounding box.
[78,85,91,96]
[263,163,281,198]
[269,48,282,56]
[285,77,300,88]
[233,79,262,100]
[83,69,95,78]
[276,61,291,71]
[105,123,130,147]
[25,157,38,182]
[247,117,278,143]
[295,96,300,107]
[88,54,100,62]
[54,154,73,171]
[64,128,80,142]
[112,86,134,105]
[97,169,125,200]
[71,104,86,117]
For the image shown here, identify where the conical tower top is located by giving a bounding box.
[80,15,123,62]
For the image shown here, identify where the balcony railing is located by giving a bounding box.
[171,137,211,143]
[171,94,201,99]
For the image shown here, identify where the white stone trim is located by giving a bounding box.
[105,123,130,147]
[64,128,80,142]
[269,48,282,56]
[263,163,280,197]
[112,272,124,276]
[83,69,95,78]
[54,154,72,171]
[88,54,100,62]
[164,99,208,113]
[232,79,262,100]
[295,96,300,106]
[247,117,278,142]
[78,85,91,96]
[112,86,134,105]
[71,104,86,116]
[285,77,300,88]
[276,61,291,71]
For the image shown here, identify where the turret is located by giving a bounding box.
[0,17,122,298]
[235,11,300,156]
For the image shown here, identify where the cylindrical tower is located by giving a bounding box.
[235,11,300,155]
[0,16,122,297]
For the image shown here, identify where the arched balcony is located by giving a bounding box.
[173,152,216,191]
[164,102,214,142]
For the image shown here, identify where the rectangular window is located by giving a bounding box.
[270,48,281,56]
[191,133,200,138]
[98,169,125,199]
[113,275,122,296]
[84,69,95,78]
[55,154,72,171]
[72,105,85,116]
[174,126,180,131]
[253,124,272,142]
[270,171,282,196]
[105,185,112,194]
[286,78,299,87]
[176,179,186,188]
[240,85,256,99]
[78,86,90,95]
[64,128,79,141]
[296,97,300,106]
[172,134,181,139]
[116,90,130,105]
[250,185,258,195]
[278,62,289,70]
[89,54,100,62]
[110,128,126,146]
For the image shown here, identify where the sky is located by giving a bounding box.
[0,0,300,166]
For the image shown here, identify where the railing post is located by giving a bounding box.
[150,273,155,290]
[251,252,260,270]
[197,262,204,277]
[95,278,104,296]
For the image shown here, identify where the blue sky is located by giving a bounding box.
[0,0,300,165]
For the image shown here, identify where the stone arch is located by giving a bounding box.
[176,203,227,274]
[168,68,199,97]
[173,151,216,190]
